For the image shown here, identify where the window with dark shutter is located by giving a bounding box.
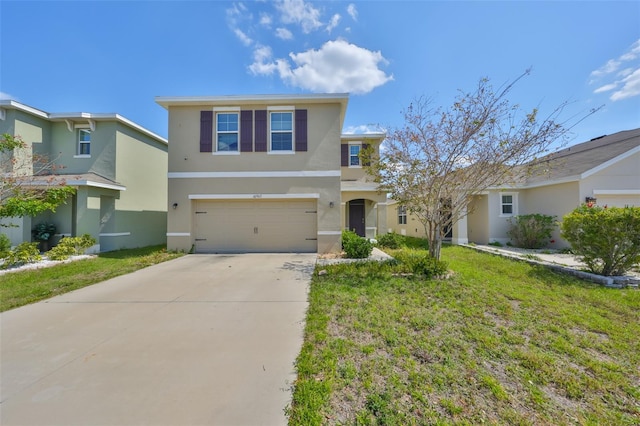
[295,109,307,152]
[341,144,349,166]
[255,110,267,152]
[240,110,253,152]
[200,111,213,153]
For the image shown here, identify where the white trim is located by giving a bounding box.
[340,184,380,192]
[99,232,131,237]
[54,233,72,237]
[348,141,363,168]
[167,232,191,237]
[581,145,640,179]
[267,105,295,111]
[80,180,126,191]
[25,179,126,191]
[593,189,640,195]
[0,108,5,121]
[212,151,241,156]
[267,151,295,155]
[317,231,342,236]
[365,227,377,230]
[73,155,91,159]
[213,106,241,112]
[189,193,320,200]
[155,93,349,107]
[169,170,341,178]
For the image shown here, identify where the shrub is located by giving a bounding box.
[2,242,41,269]
[33,222,57,241]
[47,234,96,261]
[393,249,448,278]
[342,230,373,259]
[507,213,556,249]
[561,205,640,276]
[376,232,405,249]
[0,233,11,258]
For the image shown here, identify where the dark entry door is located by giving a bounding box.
[349,200,365,237]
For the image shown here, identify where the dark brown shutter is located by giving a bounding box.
[200,111,213,153]
[362,143,370,166]
[255,110,267,152]
[240,110,253,152]
[295,109,307,152]
[341,144,349,166]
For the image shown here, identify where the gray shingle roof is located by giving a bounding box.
[524,128,640,185]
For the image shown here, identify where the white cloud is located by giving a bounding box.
[275,27,293,40]
[253,39,393,94]
[593,83,618,94]
[326,14,340,33]
[620,39,640,61]
[259,12,272,27]
[610,68,640,101]
[249,45,277,75]
[234,28,253,46]
[347,3,358,21]
[590,58,621,79]
[275,0,322,33]
[591,39,640,101]
[343,124,386,134]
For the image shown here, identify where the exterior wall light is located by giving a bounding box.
[172,202,178,209]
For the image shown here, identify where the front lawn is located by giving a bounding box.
[0,245,183,312]
[289,245,640,425]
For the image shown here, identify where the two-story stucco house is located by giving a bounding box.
[156,93,386,254]
[0,100,168,252]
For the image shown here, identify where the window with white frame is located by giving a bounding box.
[500,193,517,216]
[349,143,362,167]
[216,112,239,152]
[270,111,293,151]
[398,205,407,224]
[78,129,91,156]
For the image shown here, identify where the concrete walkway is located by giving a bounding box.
[1,253,315,426]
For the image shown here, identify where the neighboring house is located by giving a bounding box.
[156,93,387,254]
[0,100,168,252]
[388,128,640,248]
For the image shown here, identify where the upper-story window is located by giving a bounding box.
[398,205,407,224]
[500,193,517,216]
[349,143,362,167]
[78,129,91,156]
[216,112,239,152]
[270,111,293,151]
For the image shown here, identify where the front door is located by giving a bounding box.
[348,199,365,237]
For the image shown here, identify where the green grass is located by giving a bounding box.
[0,245,184,312]
[288,245,640,425]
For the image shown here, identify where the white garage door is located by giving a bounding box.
[596,195,640,208]
[194,199,317,253]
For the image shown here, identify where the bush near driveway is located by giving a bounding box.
[288,245,640,425]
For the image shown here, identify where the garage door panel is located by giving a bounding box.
[194,200,317,253]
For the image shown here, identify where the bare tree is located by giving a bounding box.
[366,70,600,260]
[1,133,75,222]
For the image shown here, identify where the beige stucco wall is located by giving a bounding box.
[166,101,344,253]
[467,195,489,244]
[580,150,640,207]
[385,203,426,238]
[518,181,580,248]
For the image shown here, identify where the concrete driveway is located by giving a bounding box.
[0,253,315,426]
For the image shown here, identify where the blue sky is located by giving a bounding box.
[1,1,638,148]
